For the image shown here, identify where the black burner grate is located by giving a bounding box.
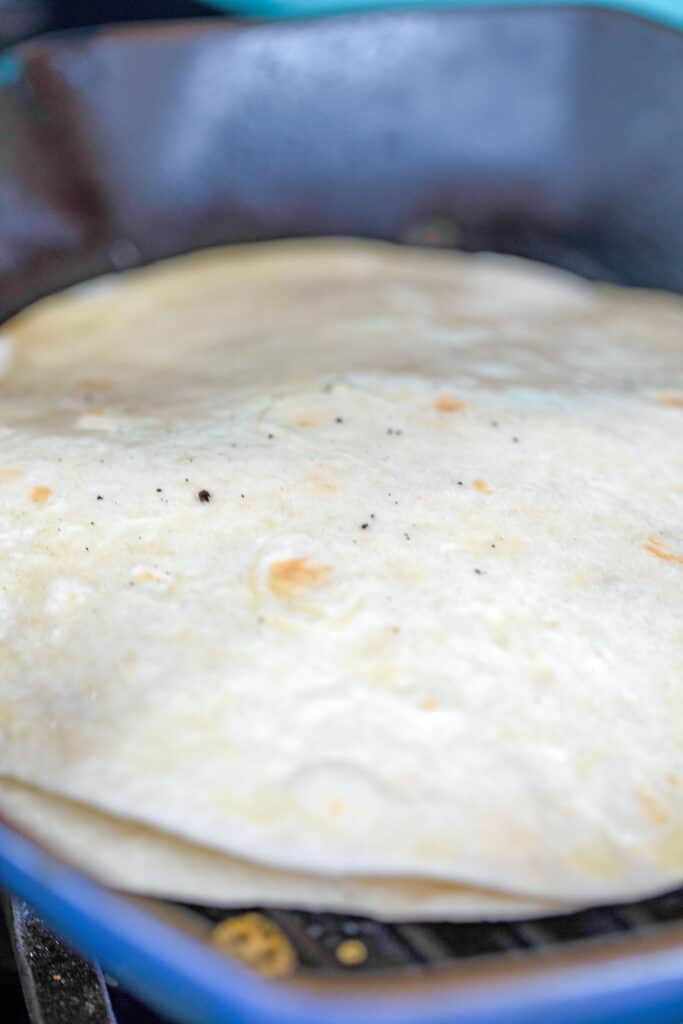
[4,886,683,1023]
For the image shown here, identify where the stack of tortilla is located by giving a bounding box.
[0,239,681,920]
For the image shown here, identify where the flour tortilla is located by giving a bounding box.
[0,778,563,919]
[0,239,682,909]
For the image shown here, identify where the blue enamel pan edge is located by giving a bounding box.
[4,819,683,1024]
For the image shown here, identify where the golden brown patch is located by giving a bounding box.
[268,557,332,597]
[666,773,680,787]
[636,787,669,825]
[433,395,465,413]
[210,913,296,978]
[0,467,24,480]
[30,485,51,504]
[310,470,337,493]
[335,939,368,966]
[656,390,683,409]
[296,417,315,428]
[327,798,345,817]
[77,378,112,392]
[472,479,493,494]
[135,570,160,583]
[644,536,683,565]
[418,697,437,711]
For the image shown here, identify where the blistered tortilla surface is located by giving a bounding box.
[0,239,682,907]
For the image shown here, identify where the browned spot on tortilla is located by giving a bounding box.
[327,798,345,817]
[472,479,493,494]
[656,390,683,409]
[268,557,332,597]
[78,378,112,392]
[419,697,437,710]
[0,467,24,480]
[636,786,669,825]
[433,395,465,413]
[644,536,683,565]
[296,417,315,428]
[666,773,679,787]
[30,485,51,504]
[310,470,337,493]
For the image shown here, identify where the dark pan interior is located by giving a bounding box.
[1,6,683,978]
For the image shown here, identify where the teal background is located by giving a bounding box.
[203,0,683,29]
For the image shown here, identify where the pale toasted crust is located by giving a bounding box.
[0,778,563,920]
[0,239,682,910]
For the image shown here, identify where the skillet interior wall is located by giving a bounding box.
[1,5,683,324]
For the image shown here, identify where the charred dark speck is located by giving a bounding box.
[156,488,163,493]
[96,495,103,500]
[197,489,212,503]
[360,523,369,530]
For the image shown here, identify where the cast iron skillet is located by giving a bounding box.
[2,9,683,1024]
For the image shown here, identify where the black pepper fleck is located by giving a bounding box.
[490,420,499,428]
[96,495,103,500]
[267,433,274,439]
[474,568,484,575]
[335,417,344,424]
[197,489,211,503]
[512,436,520,443]
[404,532,411,540]
[156,488,163,493]
[361,523,369,530]
[457,481,463,487]
[240,493,245,499]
